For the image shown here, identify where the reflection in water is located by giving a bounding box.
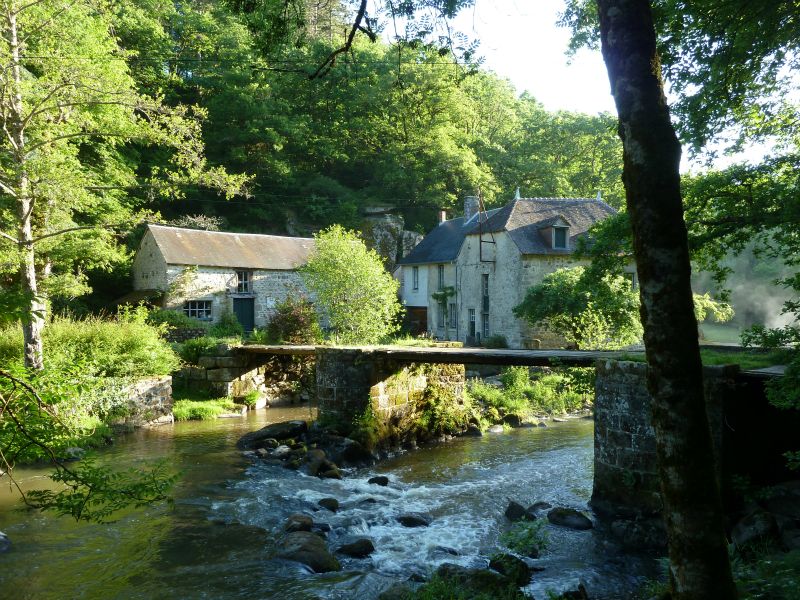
[0,409,657,599]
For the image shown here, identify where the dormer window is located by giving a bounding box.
[553,226,568,249]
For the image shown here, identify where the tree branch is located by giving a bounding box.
[30,222,127,244]
[0,230,19,244]
[309,0,368,79]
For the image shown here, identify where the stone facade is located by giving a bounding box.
[162,264,306,329]
[174,350,314,405]
[111,376,174,429]
[592,360,737,518]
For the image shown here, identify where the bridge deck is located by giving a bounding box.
[240,344,627,367]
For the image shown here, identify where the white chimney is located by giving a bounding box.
[596,190,603,201]
[438,210,447,224]
[514,187,521,200]
[463,196,480,221]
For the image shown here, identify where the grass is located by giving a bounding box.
[0,309,180,377]
[619,349,789,370]
[172,397,238,421]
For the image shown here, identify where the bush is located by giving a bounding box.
[468,378,529,417]
[500,518,549,557]
[418,380,475,435]
[208,310,244,338]
[242,389,261,408]
[0,308,180,377]
[172,398,237,421]
[265,295,323,344]
[146,308,208,331]
[176,336,219,365]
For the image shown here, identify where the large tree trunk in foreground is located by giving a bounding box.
[6,7,44,370]
[596,1,736,597]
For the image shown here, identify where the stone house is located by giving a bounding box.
[132,224,314,332]
[397,195,623,348]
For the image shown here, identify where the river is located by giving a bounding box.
[0,407,659,599]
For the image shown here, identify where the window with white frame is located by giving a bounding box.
[412,266,419,290]
[437,264,445,290]
[236,270,252,293]
[448,303,457,329]
[437,303,446,329]
[482,312,490,337]
[553,227,568,249]
[184,300,212,321]
[468,308,476,337]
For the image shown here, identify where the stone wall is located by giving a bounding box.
[112,376,174,429]
[165,327,208,343]
[315,347,466,446]
[592,359,738,518]
[174,350,313,406]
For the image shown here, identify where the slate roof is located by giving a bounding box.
[145,224,315,270]
[399,198,615,264]
[398,208,502,265]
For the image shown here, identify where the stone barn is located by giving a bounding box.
[132,224,314,332]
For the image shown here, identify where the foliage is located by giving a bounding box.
[734,549,800,600]
[241,390,261,409]
[175,336,220,365]
[264,295,323,344]
[172,398,237,421]
[301,225,402,344]
[208,310,245,339]
[693,293,735,324]
[0,366,175,521]
[500,518,550,558]
[418,376,475,436]
[406,574,528,600]
[147,309,208,331]
[0,308,180,378]
[514,266,642,350]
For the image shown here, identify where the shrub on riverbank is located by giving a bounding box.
[172,398,238,421]
[0,308,180,377]
[467,366,593,424]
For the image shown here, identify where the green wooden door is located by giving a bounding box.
[233,297,255,333]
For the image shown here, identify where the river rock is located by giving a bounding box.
[547,507,593,530]
[236,420,308,449]
[505,500,529,522]
[272,445,291,459]
[318,498,339,512]
[255,448,269,458]
[397,513,432,527]
[502,414,524,427]
[489,553,532,586]
[284,513,313,533]
[463,424,483,437]
[732,510,778,547]
[558,582,590,599]
[262,438,280,449]
[337,538,375,558]
[435,563,511,594]
[368,476,389,486]
[487,424,505,434]
[527,501,552,515]
[320,467,342,479]
[275,531,341,573]
[307,433,374,467]
[0,531,10,553]
[304,449,330,476]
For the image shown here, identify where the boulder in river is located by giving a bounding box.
[336,538,375,558]
[275,531,341,573]
[504,500,530,522]
[527,501,552,515]
[284,513,313,533]
[463,424,483,437]
[320,467,342,479]
[486,424,505,434]
[318,498,339,512]
[397,513,432,527]
[368,475,389,486]
[489,553,532,587]
[236,420,308,450]
[547,507,593,530]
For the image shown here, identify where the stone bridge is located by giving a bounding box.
[191,344,788,521]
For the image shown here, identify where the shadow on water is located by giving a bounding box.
[0,409,659,599]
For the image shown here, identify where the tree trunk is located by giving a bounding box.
[595,1,736,597]
[6,7,44,370]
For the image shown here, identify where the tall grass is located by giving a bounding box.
[0,308,180,377]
